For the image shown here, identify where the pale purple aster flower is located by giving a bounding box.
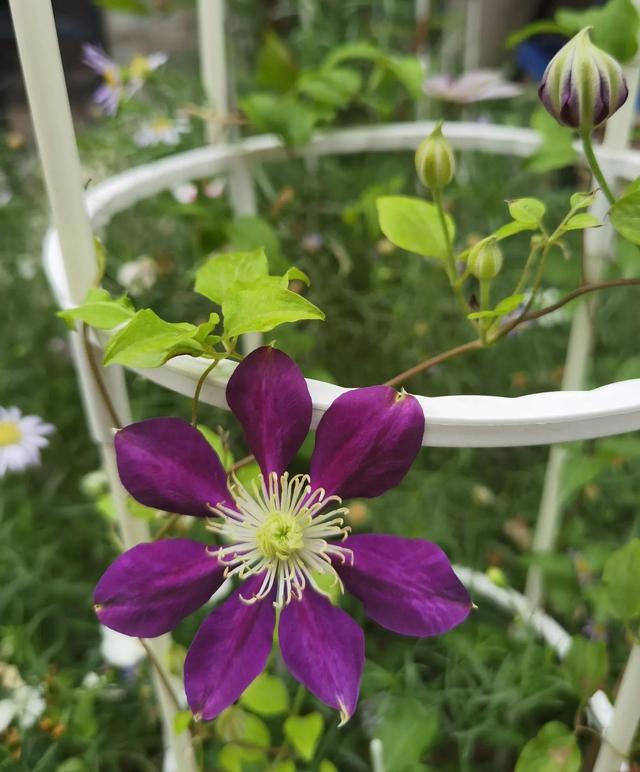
[302,232,324,253]
[0,407,54,477]
[94,347,471,724]
[423,69,523,104]
[203,178,227,199]
[171,182,198,205]
[83,44,123,116]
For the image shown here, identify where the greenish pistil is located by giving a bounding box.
[256,512,304,560]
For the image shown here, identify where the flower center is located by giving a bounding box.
[0,421,21,447]
[207,473,352,608]
[128,56,151,79]
[256,512,303,560]
[103,67,119,88]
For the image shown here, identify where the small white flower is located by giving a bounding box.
[16,256,38,280]
[0,170,12,207]
[0,685,45,732]
[100,626,145,669]
[133,115,190,148]
[117,255,159,296]
[203,178,226,199]
[171,182,198,205]
[0,407,54,478]
[532,288,570,327]
[423,69,523,104]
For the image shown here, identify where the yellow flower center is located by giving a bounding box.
[256,512,304,560]
[129,56,151,79]
[103,67,119,88]
[0,421,21,447]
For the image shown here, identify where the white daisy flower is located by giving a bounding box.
[117,255,159,296]
[423,69,523,104]
[0,407,54,477]
[133,115,190,148]
[0,684,46,732]
[100,626,145,669]
[171,182,198,205]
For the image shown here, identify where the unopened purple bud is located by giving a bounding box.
[539,27,628,131]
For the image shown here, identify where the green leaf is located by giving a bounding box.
[602,539,640,621]
[375,697,438,770]
[562,637,608,700]
[610,190,640,245]
[197,425,234,470]
[556,0,639,62]
[515,722,581,772]
[284,266,310,285]
[256,31,298,92]
[271,763,296,772]
[570,191,597,210]
[240,673,290,716]
[195,248,269,305]
[377,195,455,260]
[319,762,338,772]
[94,237,107,284]
[528,108,578,173]
[507,197,546,226]
[225,218,283,268]
[384,55,424,98]
[298,67,362,109]
[93,0,148,13]
[103,309,208,368]
[322,40,382,69]
[506,19,567,49]
[467,293,525,321]
[173,710,192,734]
[235,461,261,490]
[58,288,135,330]
[240,93,321,146]
[284,712,324,762]
[222,278,324,338]
[217,712,271,771]
[563,213,601,231]
[493,220,539,240]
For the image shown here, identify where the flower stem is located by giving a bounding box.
[581,130,616,205]
[191,359,221,427]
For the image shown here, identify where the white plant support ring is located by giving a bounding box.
[9,0,640,769]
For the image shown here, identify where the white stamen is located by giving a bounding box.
[207,472,351,608]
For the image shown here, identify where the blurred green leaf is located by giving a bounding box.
[562,637,608,699]
[377,195,454,261]
[556,0,639,62]
[256,31,298,92]
[298,67,362,109]
[602,539,640,621]
[375,697,438,770]
[507,198,546,226]
[570,191,597,210]
[198,425,234,470]
[240,93,321,146]
[515,721,581,772]
[284,712,324,762]
[562,213,601,232]
[173,709,192,734]
[240,672,290,716]
[225,219,283,268]
[611,189,640,245]
[527,108,577,173]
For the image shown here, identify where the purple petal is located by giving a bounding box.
[336,534,472,636]
[93,84,120,116]
[226,347,312,478]
[82,43,115,74]
[310,386,424,499]
[94,539,225,637]
[184,578,275,720]
[279,589,364,723]
[115,418,231,517]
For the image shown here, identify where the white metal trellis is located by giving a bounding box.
[10,0,640,769]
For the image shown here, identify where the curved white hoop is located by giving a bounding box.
[43,122,640,447]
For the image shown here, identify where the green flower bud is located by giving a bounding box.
[539,27,628,130]
[414,122,455,190]
[468,238,503,280]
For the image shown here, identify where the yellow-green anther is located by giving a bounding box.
[414,122,455,190]
[539,27,628,130]
[468,238,503,280]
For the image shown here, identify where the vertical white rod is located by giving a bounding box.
[593,644,640,772]
[10,3,197,768]
[440,0,466,74]
[9,0,95,304]
[197,0,260,355]
[525,51,640,608]
[370,738,386,772]
[463,0,483,72]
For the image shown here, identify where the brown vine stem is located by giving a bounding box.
[81,323,123,429]
[385,279,640,388]
[137,637,182,714]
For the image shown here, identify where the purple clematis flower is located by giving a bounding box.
[94,347,471,723]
